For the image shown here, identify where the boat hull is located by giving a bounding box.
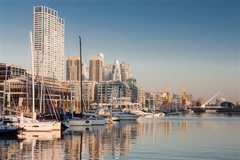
[20,122,53,132]
[0,125,19,136]
[69,119,92,126]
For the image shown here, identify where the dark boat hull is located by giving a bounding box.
[0,129,19,136]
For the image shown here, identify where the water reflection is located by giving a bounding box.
[0,113,239,159]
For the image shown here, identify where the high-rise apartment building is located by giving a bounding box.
[33,6,64,81]
[120,61,133,82]
[89,54,103,82]
[66,56,81,81]
[103,64,113,81]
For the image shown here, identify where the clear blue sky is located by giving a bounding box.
[0,0,239,103]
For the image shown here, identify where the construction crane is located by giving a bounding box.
[182,83,187,108]
[163,83,169,108]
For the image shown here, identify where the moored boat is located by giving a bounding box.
[0,125,20,136]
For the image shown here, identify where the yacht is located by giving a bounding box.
[112,111,140,120]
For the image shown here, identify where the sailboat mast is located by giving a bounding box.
[79,36,83,113]
[30,31,36,121]
[1,65,8,125]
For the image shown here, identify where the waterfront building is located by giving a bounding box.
[128,83,138,103]
[96,81,144,108]
[66,80,97,112]
[137,86,145,107]
[89,54,103,83]
[33,6,65,81]
[0,63,27,83]
[97,81,131,105]
[0,76,72,115]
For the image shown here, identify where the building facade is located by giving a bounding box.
[89,54,103,83]
[33,6,65,81]
[120,62,133,82]
[0,63,27,83]
[66,56,81,81]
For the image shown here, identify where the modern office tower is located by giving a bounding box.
[66,56,81,81]
[103,64,113,81]
[89,54,103,83]
[120,62,133,82]
[33,6,64,81]
[112,60,121,81]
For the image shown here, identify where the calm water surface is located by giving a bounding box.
[0,112,239,160]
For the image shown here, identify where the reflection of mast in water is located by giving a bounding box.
[165,121,169,140]
[152,117,155,145]
[80,132,83,160]
[183,121,187,137]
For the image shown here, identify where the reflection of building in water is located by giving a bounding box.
[0,132,63,159]
[0,139,22,159]
[64,132,86,160]
[89,133,103,160]
[102,123,132,157]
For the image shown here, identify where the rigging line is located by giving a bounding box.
[22,34,31,70]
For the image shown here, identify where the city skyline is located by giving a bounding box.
[0,0,239,102]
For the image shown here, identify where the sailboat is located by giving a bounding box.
[68,37,94,126]
[19,31,61,132]
[0,65,20,136]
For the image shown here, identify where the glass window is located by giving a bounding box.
[35,7,42,12]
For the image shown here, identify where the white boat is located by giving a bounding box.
[19,121,53,132]
[98,108,120,121]
[52,121,62,131]
[87,117,106,125]
[130,109,153,117]
[144,112,166,118]
[112,111,140,120]
[69,118,92,126]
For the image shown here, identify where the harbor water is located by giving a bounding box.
[0,112,239,160]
